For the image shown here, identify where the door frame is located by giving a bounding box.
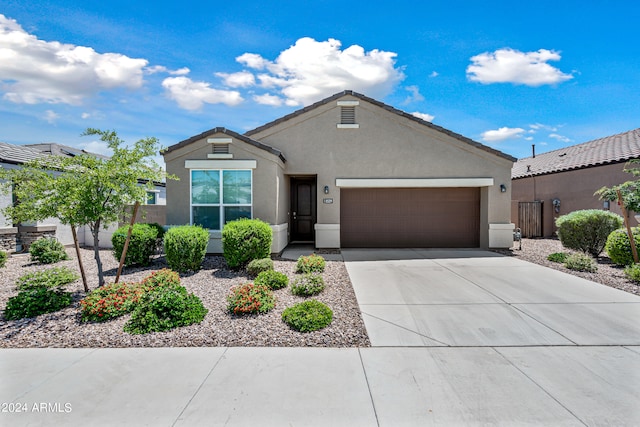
[289,176,317,243]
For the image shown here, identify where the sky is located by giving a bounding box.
[0,0,639,164]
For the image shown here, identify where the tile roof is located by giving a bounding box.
[246,90,517,162]
[162,127,286,162]
[0,141,49,165]
[512,128,640,179]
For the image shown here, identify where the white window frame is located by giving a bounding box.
[190,169,253,230]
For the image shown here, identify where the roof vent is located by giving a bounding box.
[337,100,359,129]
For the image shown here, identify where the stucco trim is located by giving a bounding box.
[185,160,257,169]
[335,178,495,188]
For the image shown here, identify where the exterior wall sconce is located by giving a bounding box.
[603,200,610,210]
[552,198,561,213]
[324,185,330,194]
[500,184,507,193]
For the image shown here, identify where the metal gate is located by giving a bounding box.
[518,201,542,238]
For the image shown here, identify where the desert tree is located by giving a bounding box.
[0,128,173,287]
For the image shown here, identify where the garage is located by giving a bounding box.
[340,187,480,248]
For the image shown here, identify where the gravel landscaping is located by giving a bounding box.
[493,237,640,296]
[2,238,638,348]
[0,248,370,348]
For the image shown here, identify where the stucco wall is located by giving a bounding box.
[250,94,514,246]
[512,162,633,237]
[163,133,286,227]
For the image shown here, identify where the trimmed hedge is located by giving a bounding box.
[247,258,274,277]
[222,218,272,268]
[164,225,209,273]
[112,223,158,267]
[555,210,623,256]
[605,227,640,266]
[282,300,333,332]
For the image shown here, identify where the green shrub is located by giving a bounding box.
[564,252,598,272]
[164,225,209,273]
[556,210,623,256]
[247,257,274,276]
[4,287,73,320]
[282,300,333,332]
[147,223,166,253]
[296,254,326,273]
[290,273,325,296]
[605,228,640,266]
[124,284,208,334]
[227,283,275,315]
[0,250,7,268]
[29,237,69,264]
[624,264,640,282]
[254,270,289,290]
[547,252,568,263]
[80,282,142,322]
[112,223,158,267]
[139,268,180,290]
[16,266,79,291]
[80,269,180,322]
[222,218,272,269]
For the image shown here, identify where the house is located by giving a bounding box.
[163,90,516,253]
[0,141,166,251]
[511,128,640,237]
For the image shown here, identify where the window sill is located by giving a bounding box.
[337,124,359,129]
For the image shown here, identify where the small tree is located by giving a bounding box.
[0,128,174,287]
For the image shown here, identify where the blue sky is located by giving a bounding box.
[1,0,638,163]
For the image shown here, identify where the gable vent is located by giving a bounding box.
[213,144,229,154]
[340,106,356,124]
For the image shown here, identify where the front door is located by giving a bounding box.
[290,177,317,242]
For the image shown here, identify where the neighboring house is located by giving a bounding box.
[511,128,640,237]
[163,90,516,253]
[0,141,166,251]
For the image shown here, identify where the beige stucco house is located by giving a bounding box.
[512,128,640,237]
[163,90,516,253]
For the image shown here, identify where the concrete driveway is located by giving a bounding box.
[2,249,639,426]
[344,248,640,425]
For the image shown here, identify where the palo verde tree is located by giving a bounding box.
[0,128,173,287]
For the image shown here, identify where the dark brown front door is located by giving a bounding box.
[290,177,317,242]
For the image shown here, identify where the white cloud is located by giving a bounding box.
[216,71,256,88]
[43,110,59,124]
[81,112,90,119]
[481,127,526,142]
[429,71,438,78]
[549,133,572,143]
[0,14,148,105]
[78,140,113,157]
[253,93,284,106]
[146,65,190,75]
[529,123,558,132]
[161,76,243,110]
[233,37,405,106]
[411,112,434,122]
[467,48,573,86]
[403,85,424,104]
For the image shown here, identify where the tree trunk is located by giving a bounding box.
[92,219,105,286]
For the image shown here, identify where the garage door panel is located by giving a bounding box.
[340,188,480,248]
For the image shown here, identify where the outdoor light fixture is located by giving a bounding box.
[324,185,330,194]
[500,184,507,193]
[603,200,610,210]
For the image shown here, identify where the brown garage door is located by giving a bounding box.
[340,187,480,248]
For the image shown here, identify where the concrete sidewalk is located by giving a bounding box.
[2,249,640,426]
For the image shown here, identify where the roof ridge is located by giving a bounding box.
[517,127,640,161]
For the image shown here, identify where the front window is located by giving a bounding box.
[191,170,252,229]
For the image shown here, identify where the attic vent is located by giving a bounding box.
[341,106,356,124]
[213,144,229,154]
[337,100,360,129]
